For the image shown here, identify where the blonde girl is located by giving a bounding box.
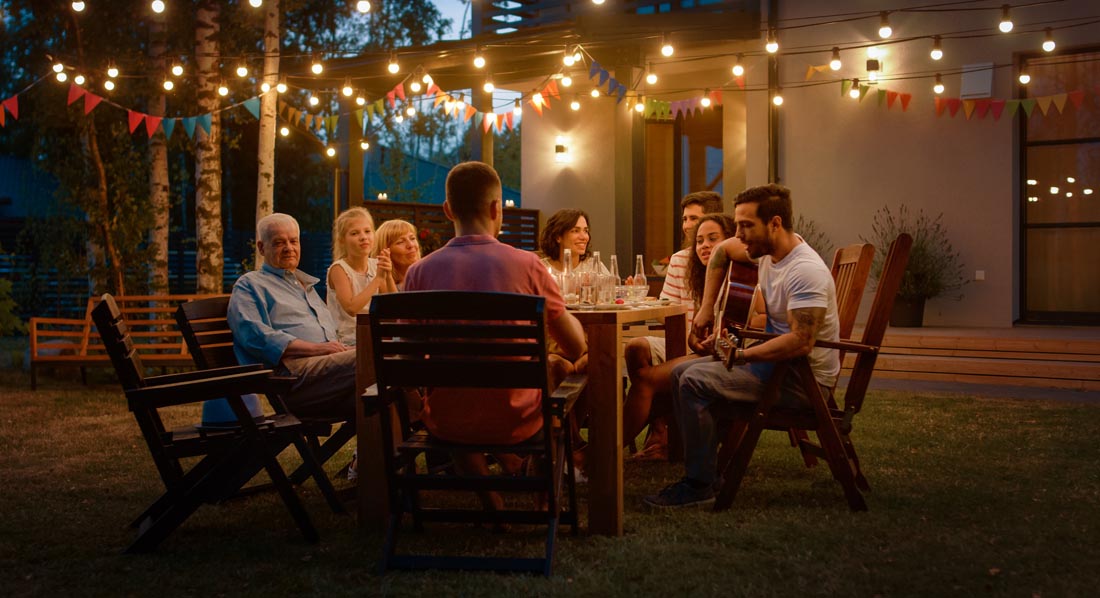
[327,207,393,344]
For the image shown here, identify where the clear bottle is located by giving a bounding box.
[633,254,648,301]
[609,255,620,284]
[607,254,621,304]
[562,248,577,304]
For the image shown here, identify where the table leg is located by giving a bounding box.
[585,322,623,536]
[356,316,388,531]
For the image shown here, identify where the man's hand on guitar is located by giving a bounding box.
[692,304,714,340]
[690,332,715,356]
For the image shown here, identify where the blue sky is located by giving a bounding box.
[433,0,470,40]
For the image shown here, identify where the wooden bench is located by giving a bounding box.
[29,294,226,390]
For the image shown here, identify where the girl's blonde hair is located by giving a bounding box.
[373,219,420,258]
[331,207,375,261]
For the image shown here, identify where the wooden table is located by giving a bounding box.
[570,303,688,536]
[353,304,689,536]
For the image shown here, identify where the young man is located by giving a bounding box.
[644,184,841,508]
[403,162,587,502]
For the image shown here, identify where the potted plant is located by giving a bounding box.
[863,205,967,327]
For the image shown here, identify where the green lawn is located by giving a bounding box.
[3,369,1099,597]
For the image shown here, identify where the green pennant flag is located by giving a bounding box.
[877,89,887,106]
[841,79,852,97]
[1020,98,1036,117]
[354,109,364,130]
[1004,99,1020,119]
[858,85,870,101]
[373,98,385,115]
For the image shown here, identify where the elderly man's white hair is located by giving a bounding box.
[257,213,300,244]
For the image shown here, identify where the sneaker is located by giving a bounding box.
[642,478,715,509]
[347,450,358,482]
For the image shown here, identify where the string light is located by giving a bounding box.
[930,36,943,61]
[248,0,262,7]
[387,53,400,74]
[162,79,174,91]
[765,30,778,54]
[341,79,353,96]
[572,48,582,63]
[473,47,486,69]
[561,73,573,87]
[356,1,371,13]
[308,95,320,106]
[456,93,466,111]
[56,72,67,82]
[107,63,119,79]
[661,35,674,57]
[510,99,521,116]
[326,147,336,157]
[276,78,287,93]
[593,0,605,5]
[732,54,744,77]
[410,80,422,93]
[1084,189,1094,195]
[563,46,576,67]
[867,46,880,59]
[1043,28,1056,52]
[570,96,581,111]
[260,82,270,92]
[849,78,861,99]
[1067,176,1076,183]
[311,55,324,75]
[829,47,841,71]
[394,114,404,123]
[933,73,944,94]
[71,1,85,13]
[236,63,249,78]
[483,76,494,93]
[355,95,366,106]
[998,5,1013,33]
[634,97,645,113]
[218,81,229,96]
[151,1,165,14]
[589,88,600,98]
[360,140,370,150]
[422,73,433,86]
[170,62,183,77]
[53,63,64,73]
[772,88,784,106]
[878,12,892,39]
[279,126,289,137]
[74,74,85,85]
[700,89,711,108]
[103,79,115,91]
[646,63,658,85]
[1018,70,1031,85]
[406,104,416,117]
[1049,186,1059,194]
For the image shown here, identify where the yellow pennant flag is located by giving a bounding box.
[1035,95,1053,115]
[963,100,976,120]
[1051,93,1067,114]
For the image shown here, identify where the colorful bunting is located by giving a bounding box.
[243,97,261,120]
[182,116,197,139]
[1068,90,1085,109]
[974,99,991,119]
[145,116,162,138]
[127,110,145,134]
[1035,96,1052,115]
[1004,100,1020,119]
[962,100,976,119]
[1021,98,1036,117]
[947,98,961,117]
[886,90,898,108]
[161,118,175,139]
[67,84,86,106]
[1051,93,1067,114]
[198,113,212,136]
[83,93,103,114]
[3,96,19,120]
[393,83,406,102]
[900,93,911,111]
[990,100,1006,121]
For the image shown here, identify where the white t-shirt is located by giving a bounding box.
[326,258,379,345]
[757,239,840,387]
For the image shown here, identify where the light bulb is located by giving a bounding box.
[236,64,248,78]
[311,59,323,75]
[279,126,289,136]
[456,94,466,110]
[829,47,841,71]
[646,69,657,85]
[933,74,944,94]
[56,72,68,82]
[163,79,174,91]
[74,74,85,85]
[261,82,270,92]
[1084,189,1093,195]
[661,40,674,57]
[700,90,711,108]
[634,100,645,113]
[360,140,370,150]
[590,88,600,98]
[406,105,416,116]
[151,1,165,14]
[104,79,115,91]
[563,52,575,67]
[410,80,421,93]
[395,114,404,123]
[356,96,366,106]
[999,5,1013,33]
[276,80,287,93]
[593,0,605,4]
[1067,176,1076,183]
[1043,28,1055,52]
[356,1,371,13]
[218,82,229,96]
[931,36,943,61]
[1049,186,1059,194]
[1018,72,1031,85]
[561,74,572,87]
[1066,192,1074,198]
[422,73,433,86]
[387,54,399,74]
[868,71,879,82]
[71,1,85,11]
[513,99,522,115]
[878,12,892,39]
[1027,179,1037,185]
[483,80,494,93]
[732,54,744,77]
[342,81,353,96]
[248,0,262,7]
[772,89,784,106]
[326,147,336,157]
[473,49,485,69]
[171,63,183,77]
[765,30,778,54]
[867,46,880,59]
[573,50,582,63]
[53,63,65,73]
[107,64,119,78]
[570,99,581,111]
[849,79,861,99]
[308,95,320,106]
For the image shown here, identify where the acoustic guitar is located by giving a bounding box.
[713,259,759,368]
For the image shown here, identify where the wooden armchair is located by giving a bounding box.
[91,294,342,552]
[712,234,911,511]
[365,291,587,576]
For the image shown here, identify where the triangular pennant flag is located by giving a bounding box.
[712,90,722,106]
[128,110,145,134]
[1068,90,1085,109]
[505,111,514,130]
[289,107,301,125]
[899,94,911,111]
[473,112,483,128]
[0,108,5,127]
[990,100,1006,121]
[589,61,601,79]
[145,116,162,139]
[1004,99,1020,119]
[314,114,324,133]
[1021,98,1037,117]
[482,112,494,134]
[278,100,289,117]
[805,65,816,81]
[974,99,991,119]
[83,93,103,114]
[963,100,976,119]
[935,97,946,117]
[886,90,898,108]
[324,115,335,137]
[529,95,543,116]
[426,83,441,97]
[616,83,627,103]
[735,77,745,90]
[464,105,477,122]
[1035,96,1052,115]
[393,83,406,101]
[373,98,385,115]
[354,109,364,130]
[947,98,961,117]
[198,113,212,136]
[877,89,887,106]
[858,85,870,101]
[67,83,86,106]
[161,118,175,138]
[386,91,396,109]
[546,79,560,100]
[607,77,618,95]
[304,113,314,130]
[243,97,261,120]
[182,116,197,139]
[598,70,609,87]
[841,79,852,96]
[1051,93,1067,114]
[434,92,447,108]
[3,96,19,120]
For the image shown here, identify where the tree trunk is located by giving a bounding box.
[194,0,223,294]
[148,15,170,295]
[255,0,280,269]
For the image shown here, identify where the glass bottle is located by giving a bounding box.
[633,254,648,301]
[562,248,577,304]
[608,254,621,304]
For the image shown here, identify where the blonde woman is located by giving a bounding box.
[373,219,421,291]
[327,207,392,345]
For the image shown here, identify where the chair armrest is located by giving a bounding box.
[736,329,877,354]
[144,364,265,386]
[126,369,282,409]
[359,384,386,416]
[549,374,588,417]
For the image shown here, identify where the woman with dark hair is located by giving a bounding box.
[538,208,591,274]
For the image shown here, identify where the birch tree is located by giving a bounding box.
[255,0,279,268]
[148,13,170,294]
[194,0,223,293]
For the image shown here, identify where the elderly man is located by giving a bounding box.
[228,213,357,422]
[644,184,841,508]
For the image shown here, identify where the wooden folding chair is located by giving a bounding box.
[92,294,341,552]
[176,296,356,485]
[365,291,587,576]
[712,234,911,511]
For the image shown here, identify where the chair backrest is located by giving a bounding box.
[369,291,549,396]
[176,295,237,369]
[830,243,875,341]
[845,233,913,414]
[90,294,147,390]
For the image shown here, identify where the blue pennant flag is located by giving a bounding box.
[243,97,261,120]
[161,118,176,139]
[616,83,627,103]
[473,112,483,127]
[198,113,212,136]
[607,77,618,95]
[182,116,197,139]
[598,69,609,86]
[589,61,601,80]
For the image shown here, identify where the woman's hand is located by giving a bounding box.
[376,248,392,274]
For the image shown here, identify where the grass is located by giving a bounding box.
[3,367,1100,597]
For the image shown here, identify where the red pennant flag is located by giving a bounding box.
[712,90,722,105]
[1068,90,1085,109]
[127,110,145,134]
[934,97,946,117]
[947,98,961,117]
[899,93,911,112]
[426,83,440,97]
[736,77,745,90]
[386,90,396,109]
[3,96,19,120]
[505,111,514,130]
[393,83,406,101]
[974,99,992,119]
[67,84,86,106]
[990,100,1006,121]
[529,97,543,116]
[482,112,494,133]
[464,105,477,122]
[546,79,560,100]
[145,116,163,138]
[0,108,5,127]
[886,90,898,109]
[83,93,103,114]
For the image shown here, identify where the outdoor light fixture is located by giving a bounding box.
[732,54,744,77]
[360,140,370,150]
[309,95,320,106]
[406,104,416,116]
[829,48,842,71]
[765,30,778,54]
[571,97,581,111]
[473,47,486,69]
[56,72,68,82]
[326,147,336,158]
[261,82,271,92]
[387,53,400,74]
[933,74,944,94]
[561,74,573,87]
[311,56,324,75]
[103,79,115,91]
[483,76,495,93]
[410,80,422,93]
[218,81,229,96]
[661,35,674,57]
[931,36,944,60]
[236,64,248,78]
[248,0,262,7]
[171,62,183,77]
[279,126,289,137]
[646,63,658,85]
[998,5,1013,33]
[635,97,646,113]
[356,1,371,13]
[107,63,119,78]
[700,89,712,108]
[1043,28,1056,52]
[162,79,174,91]
[772,88,784,106]
[53,62,65,73]
[878,12,892,39]
[151,1,165,15]
[71,1,85,11]
[276,78,288,93]
[513,99,522,116]
[554,136,572,163]
[589,88,600,98]
[74,74,85,85]
[356,95,366,106]
[849,79,861,99]
[342,79,353,96]
[1018,70,1031,85]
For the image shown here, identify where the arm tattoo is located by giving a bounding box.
[707,242,732,271]
[788,307,825,343]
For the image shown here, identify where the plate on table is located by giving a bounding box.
[595,303,633,310]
